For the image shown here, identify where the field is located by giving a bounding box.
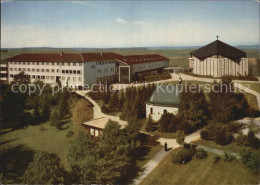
[0,120,82,183]
[140,149,259,185]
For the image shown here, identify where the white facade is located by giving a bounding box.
[190,56,248,77]
[146,104,178,121]
[8,61,84,88]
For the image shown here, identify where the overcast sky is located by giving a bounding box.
[1,0,259,48]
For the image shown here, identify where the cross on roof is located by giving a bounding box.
[217,35,219,40]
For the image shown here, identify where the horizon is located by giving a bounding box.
[1,1,259,48]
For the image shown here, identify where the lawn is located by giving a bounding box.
[192,139,260,154]
[140,150,259,185]
[0,120,83,184]
[241,82,260,93]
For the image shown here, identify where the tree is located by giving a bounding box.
[108,92,119,112]
[100,120,129,154]
[247,130,260,149]
[23,151,65,184]
[58,90,70,119]
[72,99,93,124]
[158,113,175,132]
[240,148,260,173]
[176,130,185,146]
[145,115,154,132]
[195,148,208,159]
[179,84,209,129]
[13,71,30,85]
[67,131,98,183]
[125,117,142,149]
[49,109,61,128]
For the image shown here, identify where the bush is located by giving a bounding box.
[200,130,210,140]
[213,156,221,164]
[215,131,233,146]
[240,148,260,173]
[171,148,195,164]
[101,104,110,113]
[195,148,208,159]
[66,130,74,137]
[247,130,260,149]
[72,99,93,124]
[223,152,236,162]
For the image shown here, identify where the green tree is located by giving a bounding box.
[247,130,260,149]
[49,109,61,128]
[108,92,119,112]
[176,130,185,146]
[72,99,93,124]
[179,84,209,129]
[13,71,30,85]
[145,115,154,132]
[158,113,175,132]
[100,120,130,154]
[23,151,65,184]
[58,90,70,119]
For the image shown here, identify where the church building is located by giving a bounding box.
[189,38,248,77]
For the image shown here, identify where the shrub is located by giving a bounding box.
[195,148,208,159]
[176,130,185,146]
[247,130,260,149]
[223,152,236,162]
[213,156,221,164]
[200,130,210,140]
[49,109,61,127]
[66,130,74,137]
[101,104,110,113]
[215,131,233,146]
[240,148,260,173]
[171,148,195,164]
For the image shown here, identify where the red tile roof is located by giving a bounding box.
[3,53,84,63]
[81,52,122,62]
[116,54,169,65]
[3,52,169,65]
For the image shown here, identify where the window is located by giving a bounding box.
[10,68,13,71]
[79,77,82,81]
[69,70,72,74]
[73,63,76,66]
[62,76,65,80]
[10,74,14,77]
[79,63,82,66]
[62,62,64,66]
[28,68,30,72]
[66,70,69,73]
[68,63,70,66]
[67,77,70,80]
[51,76,54,80]
[37,69,39,72]
[52,69,55,72]
[90,128,94,136]
[62,70,65,74]
[46,62,49,65]
[52,62,55,65]
[19,68,21,71]
[46,76,49,79]
[73,70,76,74]
[77,70,81,74]
[37,62,39,65]
[95,130,99,136]
[46,69,49,72]
[73,77,76,81]
[57,69,60,73]
[42,69,45,72]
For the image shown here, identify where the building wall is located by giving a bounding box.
[132,60,168,74]
[192,56,248,77]
[8,61,84,88]
[83,60,116,86]
[146,104,178,121]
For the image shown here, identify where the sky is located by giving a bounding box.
[1,0,259,48]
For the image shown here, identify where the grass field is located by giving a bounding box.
[241,82,260,93]
[192,139,260,154]
[140,150,259,185]
[0,120,83,183]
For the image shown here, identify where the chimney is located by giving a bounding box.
[60,51,64,56]
[100,51,103,56]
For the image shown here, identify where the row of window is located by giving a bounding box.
[96,61,114,65]
[134,62,165,70]
[97,68,115,73]
[10,74,82,81]
[10,61,83,66]
[10,68,82,74]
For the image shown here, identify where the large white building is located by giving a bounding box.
[2,52,169,87]
[189,39,248,77]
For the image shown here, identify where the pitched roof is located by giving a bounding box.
[191,40,246,62]
[117,54,169,65]
[82,117,128,129]
[146,85,181,107]
[81,52,122,62]
[3,53,84,63]
[3,52,169,64]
